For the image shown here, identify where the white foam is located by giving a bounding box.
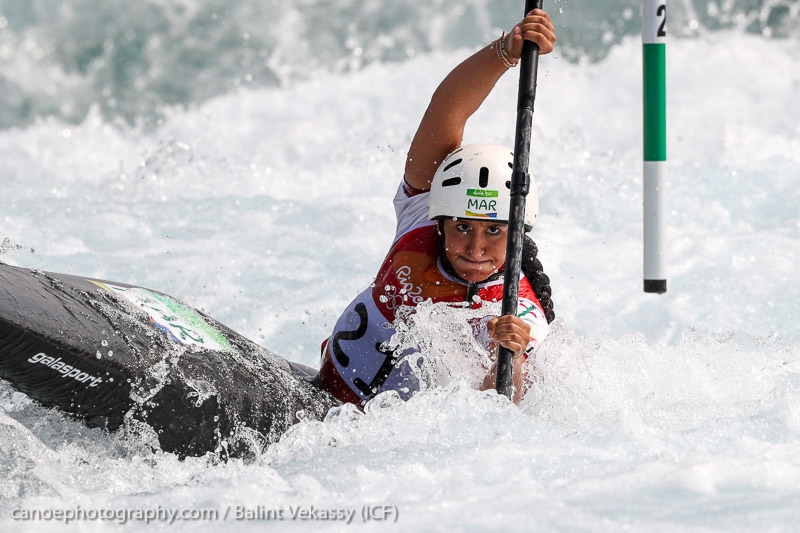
[1,32,799,531]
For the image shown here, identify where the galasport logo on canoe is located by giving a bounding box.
[26,352,104,388]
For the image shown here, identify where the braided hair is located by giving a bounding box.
[521,235,556,324]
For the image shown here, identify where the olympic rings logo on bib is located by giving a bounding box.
[380,265,424,310]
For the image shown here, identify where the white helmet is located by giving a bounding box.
[428,143,538,229]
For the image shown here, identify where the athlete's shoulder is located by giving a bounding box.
[393,180,432,239]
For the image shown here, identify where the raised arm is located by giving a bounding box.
[404,9,556,192]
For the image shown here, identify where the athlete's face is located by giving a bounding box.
[441,218,508,283]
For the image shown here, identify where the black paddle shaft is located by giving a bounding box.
[496,0,544,399]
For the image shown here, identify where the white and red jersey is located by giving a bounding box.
[318,182,549,404]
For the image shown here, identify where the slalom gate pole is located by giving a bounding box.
[496,0,543,400]
[642,0,668,293]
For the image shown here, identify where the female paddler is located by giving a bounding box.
[317,9,557,405]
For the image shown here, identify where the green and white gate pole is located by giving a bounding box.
[642,0,668,294]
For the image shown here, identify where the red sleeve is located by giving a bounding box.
[402,177,427,197]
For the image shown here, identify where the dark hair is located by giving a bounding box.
[521,235,556,324]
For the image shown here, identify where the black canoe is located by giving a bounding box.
[0,263,339,458]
